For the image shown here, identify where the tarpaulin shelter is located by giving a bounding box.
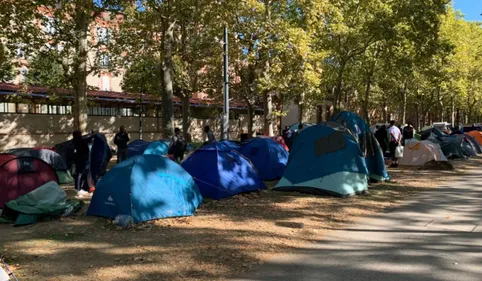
[0,181,83,226]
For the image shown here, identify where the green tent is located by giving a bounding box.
[0,181,83,226]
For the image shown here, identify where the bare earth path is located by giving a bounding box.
[232,166,482,281]
[0,159,480,280]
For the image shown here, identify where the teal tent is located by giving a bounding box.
[275,122,369,197]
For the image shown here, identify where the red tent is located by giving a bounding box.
[0,155,59,207]
[272,136,289,152]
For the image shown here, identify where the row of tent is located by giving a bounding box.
[418,127,482,159]
[86,111,391,224]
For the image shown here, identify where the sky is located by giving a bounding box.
[453,0,482,21]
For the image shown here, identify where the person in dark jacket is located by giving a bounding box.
[375,125,389,155]
[402,121,415,145]
[114,126,129,163]
[72,130,89,193]
[169,128,187,163]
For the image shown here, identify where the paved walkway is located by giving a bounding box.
[232,170,482,281]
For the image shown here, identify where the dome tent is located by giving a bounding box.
[181,143,266,200]
[87,155,202,223]
[275,122,369,197]
[8,149,74,184]
[400,139,448,166]
[0,155,59,207]
[202,140,240,151]
[127,140,150,157]
[239,138,289,180]
[143,141,169,156]
[330,111,389,181]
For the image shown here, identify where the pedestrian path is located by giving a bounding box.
[232,170,482,281]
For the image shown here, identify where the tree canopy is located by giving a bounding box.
[1,0,481,134]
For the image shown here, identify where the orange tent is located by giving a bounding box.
[467,131,482,145]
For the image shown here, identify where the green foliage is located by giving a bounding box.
[0,43,14,82]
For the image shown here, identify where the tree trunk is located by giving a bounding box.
[263,92,274,136]
[333,62,346,112]
[451,94,455,127]
[298,92,305,123]
[162,21,175,138]
[261,0,273,136]
[181,94,190,139]
[363,73,372,123]
[401,80,407,125]
[72,8,89,132]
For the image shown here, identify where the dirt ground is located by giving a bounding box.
[1,158,481,281]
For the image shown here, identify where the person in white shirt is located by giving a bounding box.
[388,120,402,167]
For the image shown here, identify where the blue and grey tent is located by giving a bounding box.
[202,140,241,151]
[87,155,202,223]
[127,140,150,157]
[143,141,169,156]
[275,122,369,197]
[181,143,266,200]
[239,138,288,181]
[330,111,389,181]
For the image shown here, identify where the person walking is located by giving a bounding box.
[375,125,389,155]
[203,126,216,145]
[114,126,130,163]
[388,120,402,168]
[169,128,187,163]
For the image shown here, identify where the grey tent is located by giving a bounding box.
[6,149,73,184]
[462,134,482,154]
[8,149,68,170]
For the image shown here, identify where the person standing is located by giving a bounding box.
[72,130,89,195]
[388,120,402,167]
[114,126,130,163]
[204,126,216,145]
[402,121,415,145]
[375,125,389,154]
[169,128,187,163]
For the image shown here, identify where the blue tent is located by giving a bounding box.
[127,140,150,157]
[239,138,288,180]
[288,123,314,132]
[160,139,195,152]
[144,141,169,156]
[202,140,240,151]
[275,122,369,197]
[181,144,266,200]
[87,155,202,223]
[330,111,389,181]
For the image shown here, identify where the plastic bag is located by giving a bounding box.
[395,145,404,158]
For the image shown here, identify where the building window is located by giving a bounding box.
[43,16,56,35]
[49,105,58,114]
[102,75,111,91]
[16,44,26,58]
[97,27,109,44]
[17,103,32,113]
[100,54,110,69]
[34,104,49,114]
[0,103,16,113]
[19,67,28,82]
